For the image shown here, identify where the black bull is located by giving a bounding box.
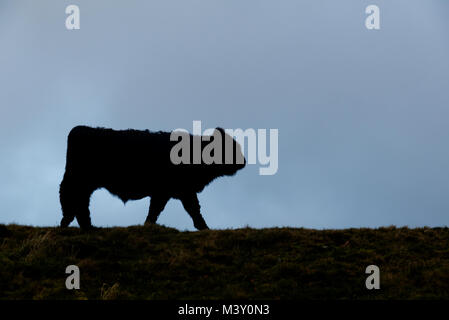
[59,126,246,230]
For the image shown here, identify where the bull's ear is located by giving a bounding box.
[215,127,226,136]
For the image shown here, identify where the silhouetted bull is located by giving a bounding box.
[59,126,246,230]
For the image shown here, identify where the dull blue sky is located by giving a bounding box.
[0,0,448,230]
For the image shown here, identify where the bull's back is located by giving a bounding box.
[65,126,171,178]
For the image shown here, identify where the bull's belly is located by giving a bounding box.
[105,187,150,203]
[96,173,207,202]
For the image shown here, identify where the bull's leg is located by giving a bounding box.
[75,206,93,230]
[59,175,94,229]
[180,193,209,231]
[59,176,76,227]
[145,195,170,225]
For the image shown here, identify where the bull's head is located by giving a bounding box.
[209,127,246,176]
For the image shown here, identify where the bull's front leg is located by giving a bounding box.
[145,195,170,225]
[180,193,209,231]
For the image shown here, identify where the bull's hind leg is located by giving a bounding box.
[145,195,170,225]
[60,177,76,227]
[59,175,94,229]
[180,193,209,231]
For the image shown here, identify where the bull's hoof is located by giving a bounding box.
[60,217,73,228]
[144,220,157,227]
[194,222,209,231]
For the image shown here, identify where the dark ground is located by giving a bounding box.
[1,224,448,299]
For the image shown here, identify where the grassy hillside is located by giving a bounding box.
[0,224,448,299]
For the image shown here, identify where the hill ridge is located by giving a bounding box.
[1,224,448,299]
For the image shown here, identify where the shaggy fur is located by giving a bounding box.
[59,126,246,230]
